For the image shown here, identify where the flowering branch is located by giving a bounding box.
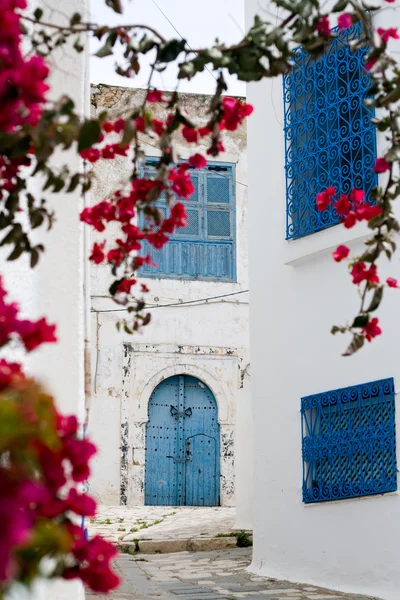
[1,2,400,373]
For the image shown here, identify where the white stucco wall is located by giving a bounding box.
[87,87,253,528]
[246,2,400,599]
[1,1,88,599]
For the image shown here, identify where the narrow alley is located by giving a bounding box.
[88,549,378,600]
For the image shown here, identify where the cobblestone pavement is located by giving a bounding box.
[87,548,378,600]
[88,506,236,543]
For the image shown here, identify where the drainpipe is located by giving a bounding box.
[83,181,91,432]
[82,56,91,433]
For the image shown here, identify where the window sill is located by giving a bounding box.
[303,490,399,507]
[283,221,371,266]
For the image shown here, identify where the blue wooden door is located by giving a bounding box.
[145,375,220,506]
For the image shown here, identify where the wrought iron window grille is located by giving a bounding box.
[283,22,377,239]
[301,377,397,503]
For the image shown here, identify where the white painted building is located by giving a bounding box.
[2,2,88,599]
[88,86,253,529]
[246,2,400,599]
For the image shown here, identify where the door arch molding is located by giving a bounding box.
[135,363,231,424]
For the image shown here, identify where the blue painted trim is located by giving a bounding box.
[139,159,237,282]
[283,22,378,240]
[301,377,397,503]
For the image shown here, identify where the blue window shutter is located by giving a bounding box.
[139,160,236,281]
[283,22,377,239]
[301,378,397,503]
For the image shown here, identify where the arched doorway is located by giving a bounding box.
[145,374,220,506]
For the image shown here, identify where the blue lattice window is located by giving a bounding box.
[301,378,397,503]
[139,160,236,281]
[283,23,377,239]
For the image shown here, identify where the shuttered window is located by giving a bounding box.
[283,22,377,239]
[139,160,236,281]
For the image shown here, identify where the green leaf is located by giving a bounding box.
[121,119,136,147]
[366,286,383,312]
[73,38,84,53]
[342,334,365,357]
[34,7,43,20]
[332,0,349,10]
[158,39,187,63]
[70,12,82,25]
[109,279,123,296]
[78,120,101,152]
[379,84,400,107]
[95,41,114,58]
[30,249,40,268]
[67,173,80,193]
[29,210,44,229]
[0,225,22,247]
[7,244,24,261]
[106,0,122,13]
[142,313,151,327]
[331,325,346,335]
[352,315,369,329]
[43,173,55,191]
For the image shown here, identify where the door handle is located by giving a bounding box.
[166,455,186,463]
[170,406,192,418]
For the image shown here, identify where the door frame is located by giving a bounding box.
[121,346,238,507]
[144,375,221,506]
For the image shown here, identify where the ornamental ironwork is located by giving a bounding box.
[301,378,397,503]
[283,23,377,239]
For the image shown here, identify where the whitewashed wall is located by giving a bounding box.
[246,1,400,599]
[2,2,89,599]
[87,87,253,528]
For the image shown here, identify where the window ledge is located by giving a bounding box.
[303,490,399,507]
[283,221,371,266]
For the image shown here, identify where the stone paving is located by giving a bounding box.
[87,548,379,600]
[88,506,236,544]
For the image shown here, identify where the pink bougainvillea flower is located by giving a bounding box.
[387,277,399,288]
[117,279,137,294]
[362,317,382,342]
[18,318,57,351]
[365,57,378,71]
[374,157,391,173]
[333,245,350,262]
[316,187,336,211]
[170,202,188,228]
[89,242,105,264]
[169,165,195,199]
[146,89,164,103]
[351,262,379,285]
[377,27,399,43]
[101,121,113,133]
[220,97,253,131]
[316,16,331,36]
[338,13,352,30]
[66,488,97,517]
[343,211,357,229]
[334,194,351,216]
[182,126,198,143]
[350,189,365,203]
[80,148,100,163]
[189,153,207,169]
[135,115,146,132]
[0,359,24,390]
